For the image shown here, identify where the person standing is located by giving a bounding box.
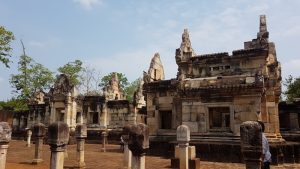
[258,121,271,169]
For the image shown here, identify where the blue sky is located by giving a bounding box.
[0,0,300,100]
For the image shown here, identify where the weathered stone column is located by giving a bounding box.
[128,123,149,169]
[177,125,190,169]
[240,121,262,169]
[48,122,69,169]
[0,122,12,169]
[75,124,87,168]
[122,125,132,169]
[101,131,108,152]
[26,128,32,147]
[32,123,46,164]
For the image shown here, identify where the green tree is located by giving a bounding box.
[58,60,83,86]
[99,72,129,90]
[284,75,300,102]
[0,97,27,112]
[10,55,55,100]
[0,26,15,68]
[124,78,141,102]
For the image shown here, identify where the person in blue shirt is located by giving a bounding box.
[258,121,271,169]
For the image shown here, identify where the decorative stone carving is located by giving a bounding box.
[134,79,146,108]
[128,123,149,169]
[240,121,262,169]
[105,72,124,100]
[175,29,195,63]
[128,123,149,156]
[147,53,165,82]
[52,74,74,96]
[177,125,190,144]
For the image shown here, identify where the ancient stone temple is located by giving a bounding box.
[143,15,287,162]
[25,72,145,138]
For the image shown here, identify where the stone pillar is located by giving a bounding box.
[240,121,262,169]
[122,125,132,169]
[101,131,108,152]
[177,125,190,169]
[47,122,69,169]
[0,122,12,169]
[26,128,32,147]
[128,123,149,169]
[75,124,87,168]
[32,123,46,164]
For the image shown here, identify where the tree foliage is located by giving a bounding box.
[99,72,129,90]
[10,55,54,100]
[0,97,27,112]
[58,60,83,86]
[0,26,15,68]
[284,75,300,102]
[124,78,141,102]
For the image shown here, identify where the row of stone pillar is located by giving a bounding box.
[1,121,264,169]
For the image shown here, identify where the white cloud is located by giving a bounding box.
[73,0,102,10]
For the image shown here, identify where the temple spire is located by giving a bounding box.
[180,29,195,55]
[257,15,269,40]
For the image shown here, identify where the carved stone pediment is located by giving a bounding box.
[53,74,73,95]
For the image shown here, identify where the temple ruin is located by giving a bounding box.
[142,15,295,163]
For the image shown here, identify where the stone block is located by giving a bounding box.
[190,112,197,122]
[188,146,196,159]
[246,77,255,84]
[189,158,200,169]
[182,122,198,133]
[0,122,11,143]
[33,123,46,137]
[47,122,69,146]
[182,113,190,121]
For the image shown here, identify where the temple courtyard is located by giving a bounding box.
[4,140,300,169]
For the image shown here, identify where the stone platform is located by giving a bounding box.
[149,134,300,165]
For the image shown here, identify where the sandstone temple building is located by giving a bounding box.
[142,15,294,163]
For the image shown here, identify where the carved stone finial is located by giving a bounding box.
[257,15,269,41]
[148,53,165,81]
[180,29,193,52]
[259,15,267,33]
[176,29,195,63]
[128,123,149,156]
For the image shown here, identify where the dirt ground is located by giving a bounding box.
[4,140,300,169]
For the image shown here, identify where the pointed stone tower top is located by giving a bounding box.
[257,15,269,40]
[147,53,165,81]
[180,29,194,54]
[259,15,267,33]
[110,72,119,91]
